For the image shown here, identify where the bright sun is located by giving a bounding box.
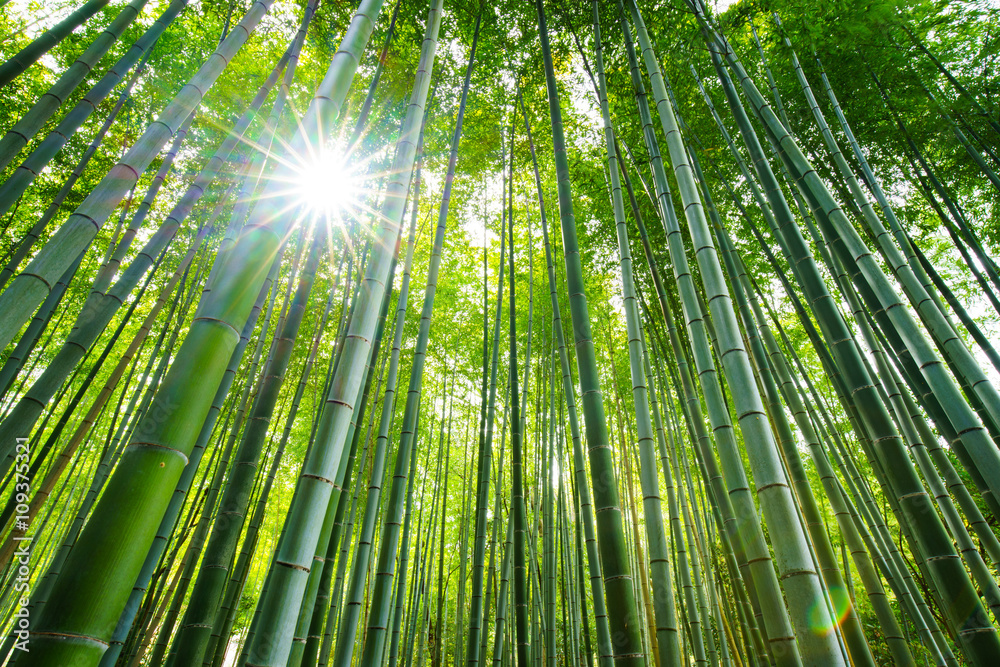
[296,151,357,217]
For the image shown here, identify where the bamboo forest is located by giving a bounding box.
[3,0,1000,663]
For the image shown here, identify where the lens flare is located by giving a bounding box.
[808,586,852,636]
[295,150,359,217]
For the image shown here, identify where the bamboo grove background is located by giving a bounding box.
[0,0,998,664]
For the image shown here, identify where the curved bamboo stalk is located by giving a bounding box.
[353,10,450,661]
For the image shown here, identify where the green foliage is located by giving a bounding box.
[1,0,999,663]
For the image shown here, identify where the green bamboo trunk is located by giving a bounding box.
[330,158,422,667]
[620,6,807,662]
[0,0,151,173]
[535,0,644,661]
[520,90,615,667]
[643,339,709,667]
[713,217,874,666]
[593,3,681,664]
[8,3,383,663]
[0,0,276,354]
[718,199,916,667]
[0,0,112,86]
[508,195,529,667]
[169,222,327,665]
[0,48,151,292]
[330,5,442,663]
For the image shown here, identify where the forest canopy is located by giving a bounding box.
[0,0,998,665]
